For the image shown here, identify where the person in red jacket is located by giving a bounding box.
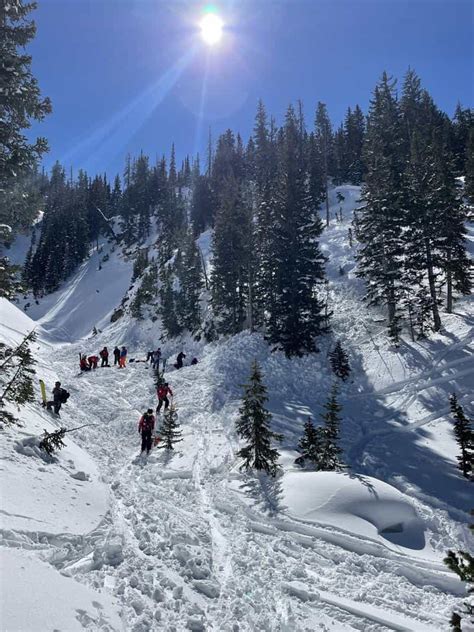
[80,354,90,371]
[88,355,99,369]
[138,409,155,454]
[156,382,173,414]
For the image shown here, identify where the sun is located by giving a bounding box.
[200,12,223,46]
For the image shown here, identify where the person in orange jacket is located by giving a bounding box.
[138,409,155,454]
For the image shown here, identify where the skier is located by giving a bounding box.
[118,346,127,369]
[99,347,109,367]
[152,348,162,370]
[175,351,186,370]
[138,409,155,455]
[88,354,99,369]
[80,354,90,371]
[156,382,173,414]
[47,381,69,415]
[113,346,121,365]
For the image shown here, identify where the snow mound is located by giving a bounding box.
[0,548,121,631]
[281,471,425,549]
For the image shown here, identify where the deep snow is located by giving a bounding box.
[1,185,473,631]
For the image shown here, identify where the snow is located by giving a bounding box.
[1,184,472,630]
[280,471,425,550]
[0,548,121,632]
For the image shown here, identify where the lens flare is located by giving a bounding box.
[200,13,223,45]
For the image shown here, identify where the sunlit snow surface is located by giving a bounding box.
[1,185,473,631]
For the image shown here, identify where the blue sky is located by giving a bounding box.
[29,0,473,178]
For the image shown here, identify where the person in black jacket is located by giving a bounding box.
[175,351,186,369]
[47,382,65,415]
[113,346,121,365]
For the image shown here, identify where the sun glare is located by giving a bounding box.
[200,12,223,46]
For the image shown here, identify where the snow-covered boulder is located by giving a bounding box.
[281,471,425,549]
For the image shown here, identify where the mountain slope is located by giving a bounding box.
[1,185,472,631]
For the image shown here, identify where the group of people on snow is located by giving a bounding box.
[137,380,173,455]
[79,346,128,371]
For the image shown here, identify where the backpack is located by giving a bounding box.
[60,388,70,403]
[142,414,154,432]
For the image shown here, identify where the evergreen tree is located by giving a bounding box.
[356,73,406,343]
[236,361,282,476]
[465,127,474,204]
[178,229,203,333]
[211,174,252,334]
[314,102,333,227]
[298,417,324,468]
[329,341,351,380]
[344,105,366,184]
[444,515,474,631]
[428,139,472,313]
[449,393,473,479]
[269,105,328,356]
[159,267,181,338]
[158,404,183,450]
[39,428,67,456]
[318,384,344,471]
[0,330,36,425]
[0,0,51,298]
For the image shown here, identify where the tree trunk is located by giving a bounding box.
[325,181,330,228]
[446,250,453,313]
[425,238,441,331]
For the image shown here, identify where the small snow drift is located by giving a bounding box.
[281,471,425,550]
[0,548,121,632]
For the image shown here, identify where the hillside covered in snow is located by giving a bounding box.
[1,184,473,631]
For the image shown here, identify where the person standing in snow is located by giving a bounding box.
[99,347,109,367]
[80,354,90,371]
[47,381,67,415]
[138,409,155,455]
[175,351,186,370]
[118,346,127,369]
[113,346,121,365]
[152,348,162,371]
[156,382,173,414]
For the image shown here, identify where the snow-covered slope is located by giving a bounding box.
[1,185,472,631]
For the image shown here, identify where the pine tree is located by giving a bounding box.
[0,0,51,298]
[179,229,203,333]
[444,515,474,631]
[449,394,473,479]
[298,417,324,468]
[159,268,181,338]
[428,140,472,313]
[211,173,252,334]
[329,341,351,380]
[314,102,333,227]
[236,361,282,476]
[158,404,183,450]
[318,384,344,471]
[39,428,67,456]
[355,73,406,343]
[269,105,328,356]
[344,105,366,184]
[465,127,474,204]
[0,331,36,425]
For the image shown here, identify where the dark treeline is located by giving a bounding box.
[22,69,473,353]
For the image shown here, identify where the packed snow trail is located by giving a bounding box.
[30,335,466,632]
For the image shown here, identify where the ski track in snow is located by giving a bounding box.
[3,185,472,631]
